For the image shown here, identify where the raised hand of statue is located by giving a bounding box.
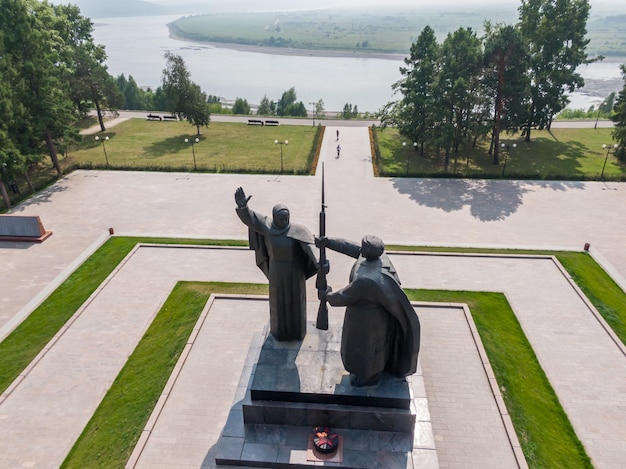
[235,187,252,208]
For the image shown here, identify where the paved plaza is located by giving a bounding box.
[2,122,626,468]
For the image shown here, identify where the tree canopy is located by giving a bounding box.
[383,0,594,167]
[161,52,211,135]
[1,0,120,207]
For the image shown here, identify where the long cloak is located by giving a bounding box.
[324,238,420,381]
[236,206,317,341]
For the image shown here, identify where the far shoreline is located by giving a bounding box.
[167,30,407,62]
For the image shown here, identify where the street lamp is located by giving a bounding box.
[500,143,516,177]
[184,137,200,170]
[601,143,618,179]
[274,139,288,173]
[94,135,110,166]
[309,101,316,126]
[595,98,608,129]
[403,141,417,175]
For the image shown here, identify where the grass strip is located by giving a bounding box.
[60,281,267,469]
[0,237,246,395]
[407,290,592,469]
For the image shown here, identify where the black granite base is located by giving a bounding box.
[249,322,413,410]
[214,320,437,468]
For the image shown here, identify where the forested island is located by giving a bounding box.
[167,6,626,58]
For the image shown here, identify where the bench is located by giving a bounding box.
[162,115,177,121]
[248,119,264,125]
[147,114,162,121]
[0,215,52,243]
[264,120,279,126]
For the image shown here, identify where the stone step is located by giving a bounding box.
[243,398,416,434]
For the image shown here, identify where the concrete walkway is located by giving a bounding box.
[2,123,626,468]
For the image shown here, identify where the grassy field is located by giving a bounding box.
[67,120,321,174]
[374,126,626,180]
[3,237,625,467]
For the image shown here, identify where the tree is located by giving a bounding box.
[436,27,483,166]
[257,95,274,115]
[612,64,626,161]
[53,3,122,132]
[314,99,326,119]
[276,87,296,116]
[8,0,75,177]
[232,97,251,115]
[383,25,440,155]
[518,0,593,141]
[161,52,211,135]
[483,22,529,163]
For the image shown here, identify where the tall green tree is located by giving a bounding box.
[52,3,121,132]
[518,0,593,141]
[436,27,483,166]
[384,25,440,155]
[161,52,211,135]
[483,22,529,163]
[612,64,626,161]
[232,97,251,115]
[256,95,274,115]
[276,87,296,116]
[9,0,74,177]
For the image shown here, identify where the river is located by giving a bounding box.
[92,14,624,113]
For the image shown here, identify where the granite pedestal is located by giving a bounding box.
[215,320,438,468]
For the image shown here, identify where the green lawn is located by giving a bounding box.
[3,238,625,468]
[66,120,321,174]
[375,126,626,180]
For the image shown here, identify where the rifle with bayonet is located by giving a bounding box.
[315,163,329,330]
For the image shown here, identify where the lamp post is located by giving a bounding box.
[595,98,607,130]
[500,143,516,177]
[94,135,110,166]
[403,141,417,175]
[601,143,618,179]
[274,139,288,173]
[309,101,316,126]
[185,137,200,170]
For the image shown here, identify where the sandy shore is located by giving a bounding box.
[168,30,406,62]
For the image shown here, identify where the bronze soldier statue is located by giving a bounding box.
[235,187,318,341]
[318,235,420,387]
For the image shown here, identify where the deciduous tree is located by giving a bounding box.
[161,52,211,134]
[483,22,529,163]
[518,0,593,141]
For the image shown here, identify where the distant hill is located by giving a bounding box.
[68,0,168,19]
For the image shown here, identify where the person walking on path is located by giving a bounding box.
[336,144,341,158]
[336,129,340,141]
